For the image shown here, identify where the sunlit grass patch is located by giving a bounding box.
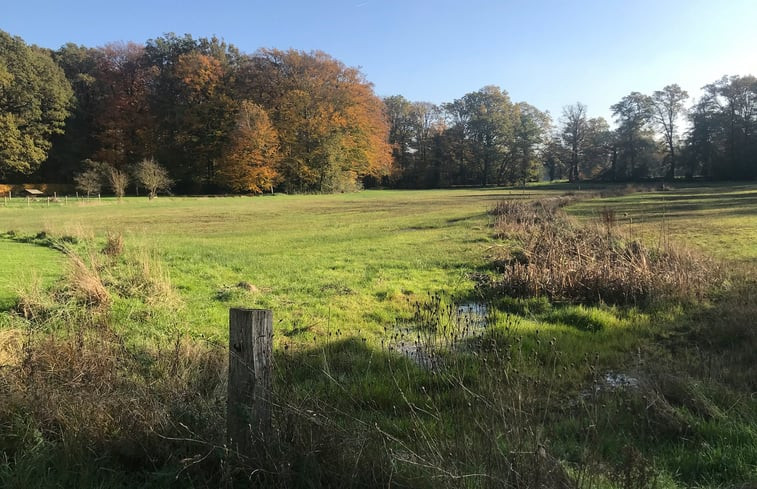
[567,183,757,262]
[0,239,64,310]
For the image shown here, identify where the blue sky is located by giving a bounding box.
[2,0,755,123]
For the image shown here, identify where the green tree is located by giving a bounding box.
[560,103,588,182]
[0,31,73,176]
[444,86,517,186]
[542,133,567,181]
[583,117,613,179]
[383,95,415,184]
[511,103,550,185]
[699,75,757,179]
[650,84,688,180]
[384,96,444,187]
[43,44,103,182]
[611,92,655,179]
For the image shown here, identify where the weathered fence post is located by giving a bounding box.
[227,308,273,459]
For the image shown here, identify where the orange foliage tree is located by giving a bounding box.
[217,101,280,194]
[171,51,236,187]
[241,49,392,192]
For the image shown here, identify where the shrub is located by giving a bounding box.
[135,158,172,199]
[106,166,129,199]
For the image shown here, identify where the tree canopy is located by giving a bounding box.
[0,31,72,176]
[36,33,393,194]
[2,28,755,190]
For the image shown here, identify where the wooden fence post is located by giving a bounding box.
[228,308,273,459]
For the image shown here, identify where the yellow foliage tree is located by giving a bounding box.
[217,101,280,194]
[245,49,392,192]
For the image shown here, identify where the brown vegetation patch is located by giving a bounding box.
[486,199,723,305]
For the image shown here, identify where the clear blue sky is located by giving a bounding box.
[3,0,756,123]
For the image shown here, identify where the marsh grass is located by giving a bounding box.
[486,199,723,306]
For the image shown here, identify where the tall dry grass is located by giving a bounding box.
[487,199,723,305]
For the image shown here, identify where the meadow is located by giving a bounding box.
[1,189,549,341]
[0,183,755,488]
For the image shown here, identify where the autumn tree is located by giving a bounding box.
[90,42,155,173]
[170,51,235,186]
[144,35,240,192]
[650,84,688,180]
[0,30,73,176]
[217,101,280,193]
[240,49,392,193]
[135,158,172,199]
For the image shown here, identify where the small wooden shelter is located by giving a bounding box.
[23,188,45,197]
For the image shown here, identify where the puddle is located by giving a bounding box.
[457,302,488,328]
[603,372,640,389]
[390,300,494,369]
[580,372,641,399]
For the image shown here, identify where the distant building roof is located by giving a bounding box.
[23,188,44,195]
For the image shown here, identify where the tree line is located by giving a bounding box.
[1,31,391,194]
[386,77,757,187]
[1,29,755,194]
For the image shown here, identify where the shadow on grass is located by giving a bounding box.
[2,275,755,488]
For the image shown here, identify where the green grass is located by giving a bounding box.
[1,189,557,341]
[0,183,755,488]
[567,183,757,262]
[0,239,63,310]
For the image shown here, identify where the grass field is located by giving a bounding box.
[0,183,755,488]
[1,189,552,340]
[0,240,63,310]
[568,183,757,263]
